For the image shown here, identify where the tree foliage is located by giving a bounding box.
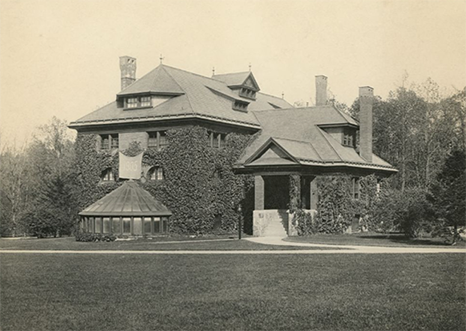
[429,150,466,242]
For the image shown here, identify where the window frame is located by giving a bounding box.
[124,95,152,109]
[100,134,119,150]
[352,177,360,200]
[208,131,226,149]
[101,168,115,182]
[147,131,167,151]
[148,166,164,181]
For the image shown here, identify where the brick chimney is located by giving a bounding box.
[359,86,374,163]
[119,56,136,90]
[315,75,328,106]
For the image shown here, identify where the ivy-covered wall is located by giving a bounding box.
[290,174,380,234]
[73,126,253,235]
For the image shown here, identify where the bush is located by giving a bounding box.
[75,233,116,242]
[372,188,433,238]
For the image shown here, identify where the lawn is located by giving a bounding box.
[285,233,466,248]
[1,253,464,330]
[0,237,341,251]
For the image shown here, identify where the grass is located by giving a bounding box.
[1,253,464,330]
[0,237,342,251]
[285,233,466,248]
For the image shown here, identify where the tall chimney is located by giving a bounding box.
[315,75,328,106]
[119,56,136,90]
[359,86,374,163]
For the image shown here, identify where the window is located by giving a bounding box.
[95,217,102,234]
[112,217,121,234]
[352,177,360,199]
[103,217,111,233]
[126,97,138,108]
[144,217,152,234]
[140,96,151,107]
[101,168,114,182]
[123,217,131,233]
[125,95,152,109]
[153,217,160,234]
[343,128,355,147]
[233,100,248,112]
[151,217,169,234]
[208,131,226,148]
[100,134,119,150]
[148,167,164,181]
[239,88,256,100]
[147,131,167,151]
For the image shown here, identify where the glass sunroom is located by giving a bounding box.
[78,180,171,236]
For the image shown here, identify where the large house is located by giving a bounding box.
[69,56,397,237]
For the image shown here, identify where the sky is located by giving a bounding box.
[1,0,465,147]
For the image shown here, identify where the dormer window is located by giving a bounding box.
[140,96,151,107]
[126,98,138,108]
[124,96,152,109]
[343,128,356,147]
[239,88,256,100]
[233,100,248,112]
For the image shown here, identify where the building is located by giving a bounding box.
[69,56,397,237]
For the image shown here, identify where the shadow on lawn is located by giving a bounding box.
[357,234,459,246]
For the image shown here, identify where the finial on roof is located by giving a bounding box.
[212,67,215,76]
[159,54,164,64]
[249,63,252,72]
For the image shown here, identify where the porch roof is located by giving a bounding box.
[235,107,397,173]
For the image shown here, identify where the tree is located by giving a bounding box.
[429,149,466,244]
[0,143,32,236]
[25,117,77,237]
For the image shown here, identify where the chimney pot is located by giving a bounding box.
[359,86,374,163]
[119,56,137,91]
[315,75,328,106]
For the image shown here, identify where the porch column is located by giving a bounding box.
[254,175,264,210]
[310,177,318,210]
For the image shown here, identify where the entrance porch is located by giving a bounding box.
[252,174,318,237]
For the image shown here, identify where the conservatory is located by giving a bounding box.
[78,180,172,236]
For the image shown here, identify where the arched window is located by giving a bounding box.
[148,167,163,181]
[101,168,114,182]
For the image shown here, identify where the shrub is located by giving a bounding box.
[372,188,433,238]
[75,233,116,242]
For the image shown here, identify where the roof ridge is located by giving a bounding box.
[256,91,290,101]
[213,71,250,77]
[161,66,195,114]
[118,65,163,94]
[162,64,222,83]
[332,105,358,125]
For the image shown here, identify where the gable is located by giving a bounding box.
[243,75,259,91]
[246,140,299,166]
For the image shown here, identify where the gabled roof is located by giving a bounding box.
[70,65,291,129]
[212,71,260,91]
[236,107,397,173]
[79,181,172,216]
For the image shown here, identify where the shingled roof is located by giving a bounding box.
[69,65,291,129]
[79,181,172,217]
[235,107,397,173]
